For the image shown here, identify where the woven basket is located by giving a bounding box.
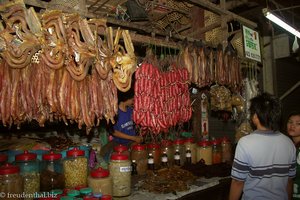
[231,32,244,57]
[204,10,222,47]
[47,0,87,14]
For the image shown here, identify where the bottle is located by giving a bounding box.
[185,147,192,165]
[131,160,138,175]
[161,151,168,168]
[147,153,154,170]
[174,149,181,166]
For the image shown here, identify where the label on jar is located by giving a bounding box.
[186,152,192,158]
[162,156,168,162]
[174,155,180,160]
[148,158,154,164]
[120,166,132,172]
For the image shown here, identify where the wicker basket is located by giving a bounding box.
[204,10,222,47]
[47,0,87,14]
[231,32,244,57]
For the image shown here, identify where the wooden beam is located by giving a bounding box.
[188,0,257,28]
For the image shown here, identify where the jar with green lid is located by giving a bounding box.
[88,167,112,195]
[40,151,64,191]
[161,140,174,166]
[113,144,130,158]
[60,196,74,200]
[50,189,63,199]
[15,150,40,200]
[184,138,197,164]
[221,136,232,163]
[80,187,92,197]
[196,141,212,165]
[0,163,23,200]
[0,154,8,166]
[130,144,147,175]
[173,139,185,166]
[109,152,131,197]
[67,189,80,198]
[211,138,222,164]
[147,143,160,169]
[63,147,88,188]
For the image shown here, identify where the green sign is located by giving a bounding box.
[243,26,261,62]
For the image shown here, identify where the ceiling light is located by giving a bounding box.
[263,8,300,38]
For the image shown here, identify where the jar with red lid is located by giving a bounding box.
[40,151,64,191]
[147,143,160,169]
[0,154,8,166]
[221,136,232,163]
[88,167,112,195]
[130,144,147,175]
[173,139,185,166]
[101,194,112,200]
[109,152,131,197]
[113,144,130,158]
[0,163,23,200]
[161,140,174,166]
[63,147,88,188]
[15,150,40,199]
[184,138,197,164]
[196,140,212,165]
[211,138,222,164]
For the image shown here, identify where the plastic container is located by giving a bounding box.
[88,167,112,195]
[40,151,64,191]
[147,143,160,169]
[196,141,212,165]
[0,154,8,166]
[67,189,80,198]
[80,187,92,196]
[63,147,88,188]
[173,139,186,166]
[130,144,147,175]
[0,163,23,199]
[184,138,197,164]
[113,144,130,158]
[221,136,232,163]
[15,150,40,200]
[109,152,131,197]
[212,139,222,164]
[161,140,174,166]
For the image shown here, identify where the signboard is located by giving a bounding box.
[243,26,261,62]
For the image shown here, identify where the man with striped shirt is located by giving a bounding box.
[229,93,296,200]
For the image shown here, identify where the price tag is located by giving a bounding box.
[120,166,131,172]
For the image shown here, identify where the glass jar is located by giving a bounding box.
[0,154,8,166]
[63,147,88,188]
[211,139,222,164]
[113,144,130,158]
[147,143,160,169]
[40,151,64,191]
[130,144,147,175]
[173,139,185,166]
[161,140,174,166]
[196,141,212,165]
[221,136,232,163]
[88,167,112,195]
[184,138,197,164]
[15,150,40,200]
[109,152,131,197]
[0,163,23,200]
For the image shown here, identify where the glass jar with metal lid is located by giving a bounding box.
[161,140,174,166]
[0,154,8,166]
[173,139,186,166]
[15,150,40,200]
[0,163,23,200]
[196,140,212,165]
[40,151,64,191]
[113,144,130,158]
[184,138,197,164]
[63,147,88,188]
[130,144,147,175]
[88,167,112,195]
[109,152,131,197]
[147,143,160,169]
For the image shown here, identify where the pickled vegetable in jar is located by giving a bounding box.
[88,167,112,195]
[0,163,23,200]
[147,143,160,169]
[0,154,8,166]
[109,152,131,197]
[211,138,222,164]
[196,141,212,165]
[130,144,147,175]
[63,147,88,188]
[173,139,185,166]
[40,151,64,191]
[15,150,40,200]
[184,138,197,164]
[221,136,232,163]
[113,144,130,158]
[161,140,174,166]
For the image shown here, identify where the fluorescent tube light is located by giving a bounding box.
[263,8,300,38]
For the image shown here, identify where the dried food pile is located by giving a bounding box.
[182,162,232,178]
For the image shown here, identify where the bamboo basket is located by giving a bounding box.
[204,10,222,47]
[232,32,244,57]
[47,0,87,14]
